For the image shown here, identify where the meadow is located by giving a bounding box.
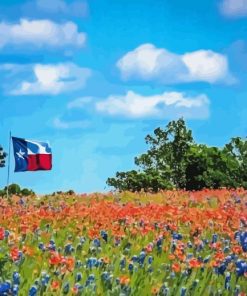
[0,189,246,295]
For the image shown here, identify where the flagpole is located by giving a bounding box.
[6,131,11,199]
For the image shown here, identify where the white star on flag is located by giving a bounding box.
[16,149,25,159]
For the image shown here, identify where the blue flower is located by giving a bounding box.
[128,263,134,272]
[131,255,138,262]
[216,263,226,275]
[0,282,11,294]
[180,287,186,296]
[62,282,70,294]
[148,256,153,264]
[12,284,19,296]
[28,285,38,296]
[13,271,20,285]
[120,257,126,269]
[224,272,231,290]
[139,251,146,265]
[75,272,82,282]
[101,271,109,282]
[100,230,108,242]
[93,238,101,247]
[4,230,10,238]
[86,257,98,269]
[172,233,182,240]
[64,243,73,255]
[38,242,45,252]
[212,234,218,243]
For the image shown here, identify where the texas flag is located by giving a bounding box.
[12,137,52,172]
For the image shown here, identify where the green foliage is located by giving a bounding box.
[107,118,247,191]
[5,183,21,195]
[21,188,35,196]
[0,183,35,197]
[0,145,7,168]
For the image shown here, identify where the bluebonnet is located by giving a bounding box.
[13,272,20,285]
[187,241,193,248]
[156,237,163,252]
[212,234,218,243]
[172,233,182,240]
[4,230,10,238]
[139,251,146,265]
[131,255,138,262]
[12,284,19,296]
[0,282,11,294]
[100,230,108,242]
[28,285,38,296]
[74,283,83,293]
[101,271,109,282]
[85,274,95,287]
[120,257,126,269]
[62,282,70,294]
[234,285,240,296]
[80,236,86,244]
[75,272,82,282]
[235,259,247,276]
[38,242,45,252]
[239,231,247,251]
[64,243,74,255]
[192,279,199,288]
[216,263,227,275]
[75,260,82,268]
[128,262,134,272]
[148,256,153,264]
[86,257,98,269]
[225,272,231,290]
[93,238,101,247]
[180,287,186,296]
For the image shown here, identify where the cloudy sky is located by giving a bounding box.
[0,0,247,193]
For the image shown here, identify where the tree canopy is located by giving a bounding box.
[0,145,7,168]
[107,118,247,192]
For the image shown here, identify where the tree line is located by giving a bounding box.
[107,118,247,192]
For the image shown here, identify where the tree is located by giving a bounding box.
[0,145,7,168]
[0,184,36,197]
[107,119,247,192]
[5,184,21,195]
[21,188,35,196]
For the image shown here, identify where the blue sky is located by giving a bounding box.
[0,0,247,193]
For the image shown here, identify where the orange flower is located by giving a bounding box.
[189,258,201,268]
[172,262,181,273]
[168,254,175,260]
[151,286,160,295]
[10,247,20,261]
[120,275,130,285]
[51,280,60,290]
[232,245,242,254]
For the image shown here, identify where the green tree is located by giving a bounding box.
[21,188,35,196]
[0,145,7,168]
[107,119,247,192]
[5,183,21,195]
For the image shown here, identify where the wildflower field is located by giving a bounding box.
[0,190,246,296]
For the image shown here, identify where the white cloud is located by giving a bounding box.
[53,117,90,129]
[9,63,91,95]
[96,90,210,119]
[0,19,86,49]
[117,44,234,84]
[67,97,93,109]
[220,0,247,17]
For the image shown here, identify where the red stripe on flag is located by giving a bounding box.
[27,154,52,171]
